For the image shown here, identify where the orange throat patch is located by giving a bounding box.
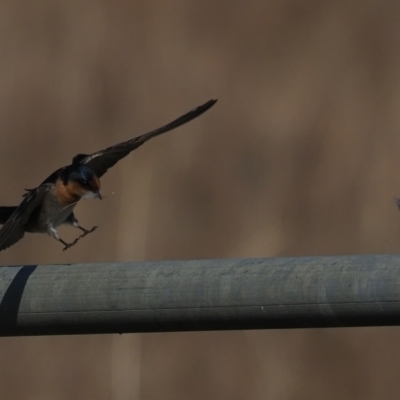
[55,179,83,204]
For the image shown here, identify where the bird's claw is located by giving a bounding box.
[79,225,98,237]
[62,226,98,251]
[62,240,78,251]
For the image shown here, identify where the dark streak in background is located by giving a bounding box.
[0,266,36,334]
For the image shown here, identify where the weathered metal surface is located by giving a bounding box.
[0,255,399,336]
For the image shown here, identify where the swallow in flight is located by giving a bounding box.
[0,99,217,251]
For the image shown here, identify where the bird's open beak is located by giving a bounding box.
[96,191,103,200]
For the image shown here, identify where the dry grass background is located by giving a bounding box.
[0,1,400,399]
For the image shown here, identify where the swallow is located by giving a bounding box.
[0,99,217,251]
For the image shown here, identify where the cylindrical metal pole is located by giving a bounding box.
[0,255,399,336]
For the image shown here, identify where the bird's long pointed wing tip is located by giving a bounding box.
[197,99,218,113]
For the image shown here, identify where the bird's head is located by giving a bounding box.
[60,164,102,201]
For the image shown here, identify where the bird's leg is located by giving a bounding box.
[66,224,98,250]
[48,226,78,251]
[49,224,96,251]
[72,222,98,239]
[61,236,81,251]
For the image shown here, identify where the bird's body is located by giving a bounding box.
[0,99,217,251]
[25,185,76,233]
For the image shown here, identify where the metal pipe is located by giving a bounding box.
[0,255,399,336]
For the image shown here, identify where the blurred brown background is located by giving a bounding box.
[1,1,400,399]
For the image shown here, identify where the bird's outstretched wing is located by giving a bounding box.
[0,185,51,251]
[0,207,17,225]
[74,99,217,178]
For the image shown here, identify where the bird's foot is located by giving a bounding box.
[78,225,98,237]
[61,226,98,251]
[62,238,79,251]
